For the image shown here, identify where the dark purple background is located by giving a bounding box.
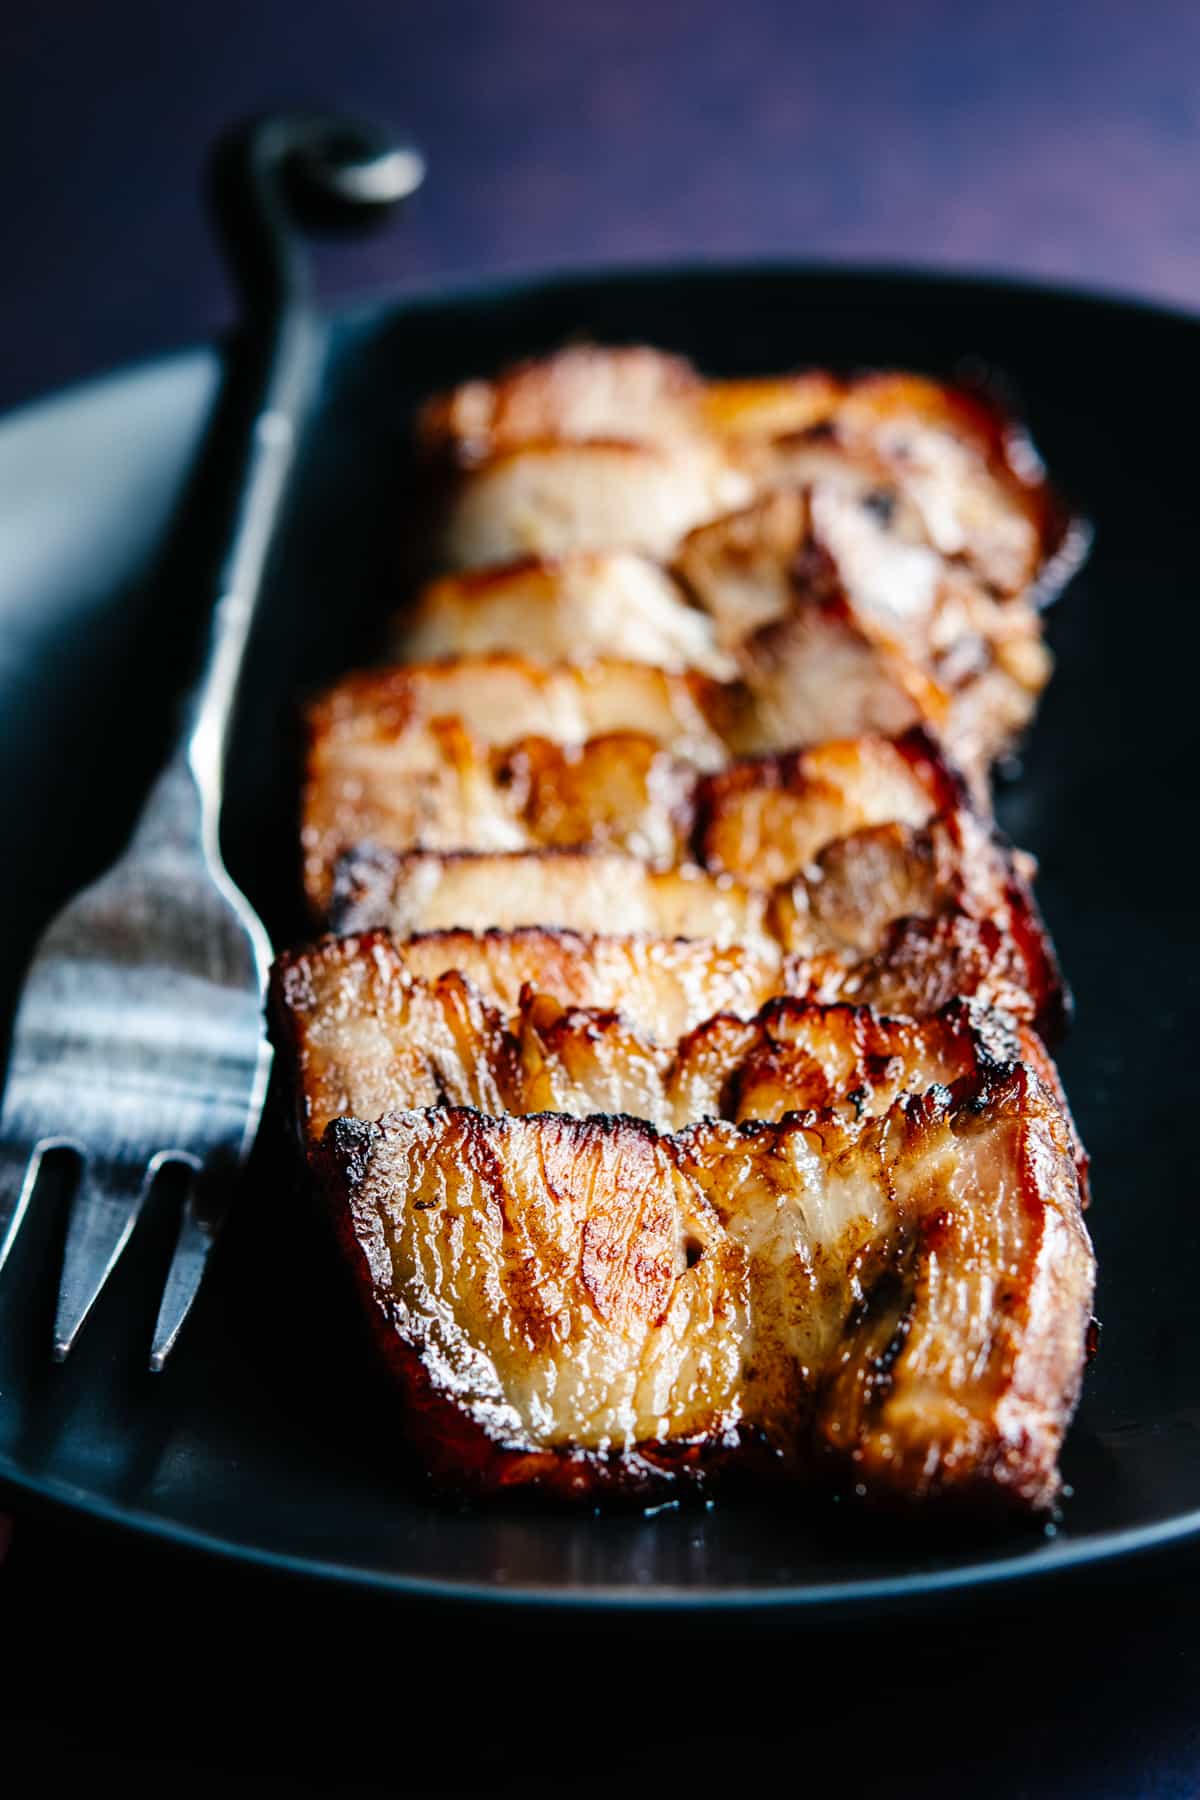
[5,5,1200,1793]
[6,0,1200,413]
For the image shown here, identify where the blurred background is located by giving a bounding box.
[4,0,1200,411]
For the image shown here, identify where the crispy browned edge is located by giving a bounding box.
[268,925,1086,1202]
[308,1065,1092,1511]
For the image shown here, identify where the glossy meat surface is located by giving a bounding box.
[274,927,1048,1145]
[693,729,961,885]
[302,655,731,912]
[322,799,1065,1040]
[314,1065,1093,1508]
[418,345,706,463]
[281,927,789,1051]
[437,438,752,568]
[304,690,965,919]
[330,846,772,944]
[421,348,1070,598]
[395,553,735,678]
[677,489,1051,778]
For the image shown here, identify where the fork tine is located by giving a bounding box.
[53,1156,152,1360]
[148,1165,213,1372]
[0,1141,42,1279]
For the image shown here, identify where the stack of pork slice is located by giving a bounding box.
[270,346,1095,1515]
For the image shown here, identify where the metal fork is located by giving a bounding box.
[0,112,423,1368]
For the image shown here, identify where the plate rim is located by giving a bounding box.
[3,257,1198,1609]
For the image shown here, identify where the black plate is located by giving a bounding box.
[2,266,1198,1611]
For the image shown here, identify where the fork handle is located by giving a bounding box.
[129,114,425,868]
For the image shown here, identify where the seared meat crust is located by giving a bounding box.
[301,655,732,913]
[677,489,1051,780]
[322,801,1065,1039]
[272,927,1080,1166]
[414,349,1080,780]
[436,438,752,568]
[313,1066,1093,1509]
[303,689,964,919]
[419,349,1068,602]
[279,927,789,1051]
[417,345,707,464]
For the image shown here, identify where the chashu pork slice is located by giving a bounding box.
[419,348,1074,601]
[312,1066,1093,1509]
[677,489,1052,779]
[302,655,732,914]
[700,369,1069,601]
[417,344,707,465]
[306,691,964,923]
[776,808,1067,1041]
[437,438,752,569]
[693,727,961,887]
[271,928,1083,1181]
[283,927,788,1053]
[394,552,736,678]
[330,846,771,945]
[326,805,1064,1041]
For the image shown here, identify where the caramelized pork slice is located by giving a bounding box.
[438,439,751,569]
[303,656,731,912]
[330,847,771,944]
[421,349,1071,599]
[418,345,706,464]
[273,931,1085,1186]
[314,1066,1093,1508]
[323,809,1065,1040]
[395,553,735,678]
[272,923,1060,1139]
[284,927,787,1053]
[775,809,1066,1040]
[676,489,1051,777]
[694,729,962,886]
[701,370,1064,599]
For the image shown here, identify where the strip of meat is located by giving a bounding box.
[436,438,752,569]
[272,923,1069,1141]
[324,798,1065,1041]
[395,552,736,679]
[330,847,772,944]
[282,927,789,1053]
[419,348,1073,600]
[302,655,732,913]
[417,345,707,464]
[303,689,959,918]
[675,489,1051,779]
[693,729,962,885]
[312,1065,1093,1510]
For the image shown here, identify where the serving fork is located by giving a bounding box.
[0,112,423,1368]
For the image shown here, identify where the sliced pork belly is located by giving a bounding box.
[272,925,1061,1149]
[693,729,961,886]
[417,344,706,464]
[312,1066,1093,1509]
[330,847,771,944]
[421,349,1071,600]
[774,808,1066,1040]
[323,807,1064,1040]
[676,489,1051,777]
[395,553,735,678]
[302,656,732,912]
[282,927,788,1053]
[437,439,751,569]
[701,369,1064,600]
